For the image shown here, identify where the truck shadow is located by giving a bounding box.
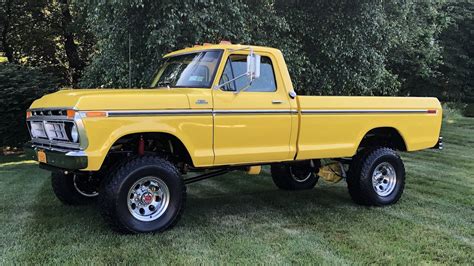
[15,169,393,262]
[24,171,358,235]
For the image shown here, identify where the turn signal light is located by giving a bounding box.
[66,109,76,119]
[26,111,32,119]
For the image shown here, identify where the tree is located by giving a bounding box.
[79,0,303,88]
[438,0,473,102]
[385,0,446,98]
[0,0,92,87]
[279,1,398,96]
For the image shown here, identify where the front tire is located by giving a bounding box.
[98,156,186,234]
[51,172,100,205]
[347,147,405,206]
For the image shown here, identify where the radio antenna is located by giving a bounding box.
[127,0,132,88]
[128,32,131,88]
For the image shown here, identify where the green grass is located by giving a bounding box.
[1,114,473,264]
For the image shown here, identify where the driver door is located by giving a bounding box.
[212,51,293,165]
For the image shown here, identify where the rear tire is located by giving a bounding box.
[98,156,186,234]
[347,147,405,206]
[51,172,99,205]
[271,161,319,190]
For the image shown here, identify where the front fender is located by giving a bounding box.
[81,115,213,171]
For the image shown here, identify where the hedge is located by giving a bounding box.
[0,63,60,147]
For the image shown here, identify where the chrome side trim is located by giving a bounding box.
[75,109,432,118]
[105,110,212,117]
[301,109,433,114]
[93,109,298,117]
[214,110,294,115]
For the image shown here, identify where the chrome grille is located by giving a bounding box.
[44,122,69,141]
[30,121,48,139]
[29,120,70,141]
[27,108,86,151]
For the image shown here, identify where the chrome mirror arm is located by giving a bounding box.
[213,72,249,90]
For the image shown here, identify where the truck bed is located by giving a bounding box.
[295,96,442,160]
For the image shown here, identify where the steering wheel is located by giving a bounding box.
[221,74,233,91]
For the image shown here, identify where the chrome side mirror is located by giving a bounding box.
[214,49,261,92]
[247,51,261,82]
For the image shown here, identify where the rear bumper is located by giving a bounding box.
[431,137,443,150]
[23,142,88,170]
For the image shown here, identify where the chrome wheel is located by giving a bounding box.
[127,176,170,222]
[372,162,397,197]
[73,174,99,197]
[290,166,312,183]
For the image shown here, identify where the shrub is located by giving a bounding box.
[464,104,474,117]
[0,63,60,147]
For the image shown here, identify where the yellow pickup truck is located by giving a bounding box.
[24,42,443,233]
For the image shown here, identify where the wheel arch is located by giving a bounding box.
[108,131,194,165]
[357,127,407,152]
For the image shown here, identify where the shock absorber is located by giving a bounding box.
[138,135,145,156]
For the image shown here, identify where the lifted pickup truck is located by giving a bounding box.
[25,42,443,233]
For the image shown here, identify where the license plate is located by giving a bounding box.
[37,150,47,163]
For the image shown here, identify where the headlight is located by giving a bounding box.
[70,124,79,143]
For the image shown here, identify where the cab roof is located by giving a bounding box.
[164,42,281,57]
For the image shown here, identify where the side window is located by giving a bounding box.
[219,55,277,92]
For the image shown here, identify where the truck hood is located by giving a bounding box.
[30,89,191,110]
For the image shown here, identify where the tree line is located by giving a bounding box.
[0,0,472,146]
[1,0,472,98]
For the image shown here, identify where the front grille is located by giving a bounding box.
[28,120,74,141]
[44,122,69,141]
[27,108,85,150]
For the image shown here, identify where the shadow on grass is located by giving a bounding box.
[13,172,362,263]
[12,168,472,264]
[21,171,360,236]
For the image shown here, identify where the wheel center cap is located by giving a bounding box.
[141,193,153,205]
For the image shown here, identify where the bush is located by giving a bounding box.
[464,104,474,117]
[0,63,60,147]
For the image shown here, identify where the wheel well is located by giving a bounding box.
[358,127,407,151]
[106,132,193,166]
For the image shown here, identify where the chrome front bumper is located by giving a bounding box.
[23,142,88,170]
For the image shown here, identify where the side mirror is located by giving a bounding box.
[214,49,261,92]
[247,52,261,82]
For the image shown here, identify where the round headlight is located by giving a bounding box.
[71,124,79,143]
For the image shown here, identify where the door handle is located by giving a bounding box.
[272,100,284,104]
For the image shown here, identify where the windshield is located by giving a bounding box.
[150,50,222,88]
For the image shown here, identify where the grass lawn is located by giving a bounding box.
[1,112,473,264]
